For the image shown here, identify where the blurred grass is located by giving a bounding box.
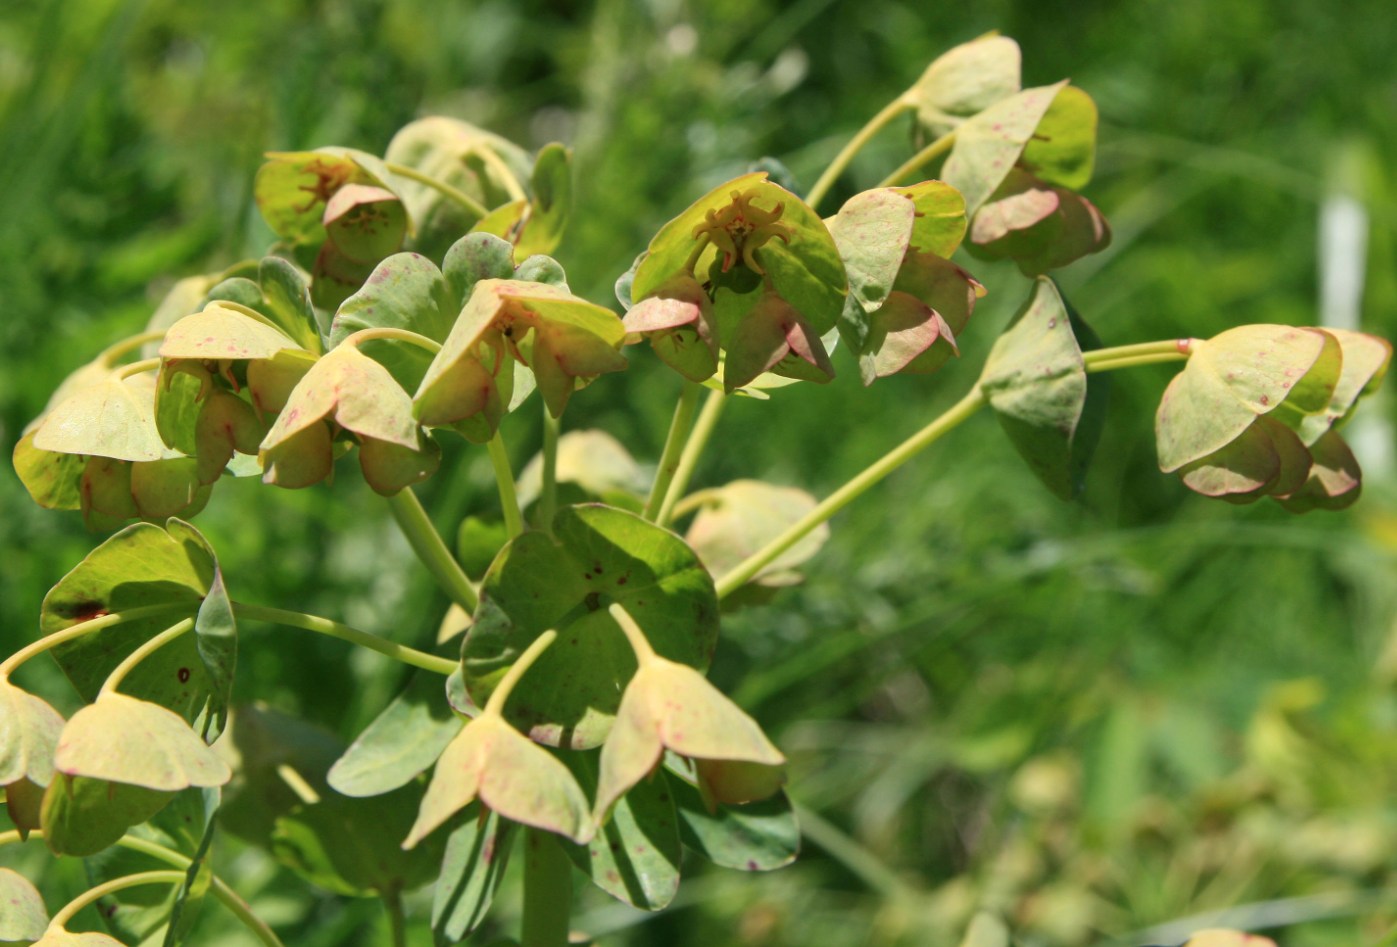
[2,0,1397,945]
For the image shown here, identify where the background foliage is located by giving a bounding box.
[3,1,1396,944]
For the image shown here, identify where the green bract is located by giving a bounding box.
[0,868,48,942]
[629,172,847,391]
[0,680,64,838]
[55,693,231,792]
[905,34,1022,142]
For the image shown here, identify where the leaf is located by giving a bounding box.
[463,504,719,749]
[432,809,516,945]
[1019,85,1099,190]
[160,301,311,363]
[1155,325,1340,472]
[14,428,88,511]
[404,713,591,847]
[515,143,572,259]
[560,751,681,910]
[1177,415,1311,503]
[55,694,230,792]
[941,82,1067,216]
[904,34,1021,140]
[665,769,798,871]
[516,429,649,511]
[0,867,47,942]
[42,519,236,739]
[826,189,916,317]
[1291,328,1391,444]
[255,150,376,247]
[40,773,174,857]
[323,184,408,263]
[29,928,125,947]
[684,480,827,590]
[331,252,456,350]
[1277,428,1363,512]
[258,256,324,354]
[894,181,969,258]
[980,278,1101,499]
[328,672,464,797]
[443,233,519,304]
[0,680,64,789]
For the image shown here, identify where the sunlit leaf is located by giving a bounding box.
[516,429,649,512]
[1018,85,1098,190]
[323,184,407,264]
[40,773,173,857]
[941,82,1067,216]
[684,480,826,591]
[0,680,64,790]
[42,519,236,739]
[665,768,798,871]
[463,504,719,749]
[904,34,1021,140]
[55,693,231,791]
[0,867,47,942]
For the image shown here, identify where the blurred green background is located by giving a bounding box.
[3,0,1397,944]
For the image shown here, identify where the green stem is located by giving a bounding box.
[487,431,524,538]
[1087,352,1192,372]
[714,385,986,599]
[876,129,957,189]
[98,618,195,698]
[483,629,558,717]
[682,233,712,277]
[49,869,187,929]
[113,357,161,380]
[384,161,491,219]
[607,603,657,665]
[0,604,183,678]
[1082,338,1196,373]
[538,401,561,532]
[475,145,529,203]
[0,831,285,947]
[789,799,916,902]
[385,890,407,947]
[342,327,443,353]
[642,381,702,521]
[100,329,167,365]
[232,602,458,675]
[657,386,726,526]
[520,830,573,947]
[386,488,479,613]
[806,98,914,211]
[666,486,723,523]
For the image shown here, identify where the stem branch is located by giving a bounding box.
[643,381,702,521]
[0,605,183,678]
[232,602,458,675]
[342,327,442,353]
[806,98,913,210]
[538,403,560,532]
[483,629,558,717]
[715,385,985,599]
[386,488,479,613]
[520,830,573,947]
[98,618,195,698]
[384,161,491,219]
[657,387,726,526]
[876,129,957,189]
[49,869,187,929]
[488,431,525,538]
[607,603,657,665]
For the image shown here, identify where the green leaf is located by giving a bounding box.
[255,150,376,247]
[432,809,516,945]
[160,301,311,363]
[665,769,798,871]
[858,254,982,383]
[258,256,324,355]
[0,867,47,942]
[161,792,217,947]
[443,233,518,304]
[55,694,231,791]
[331,252,455,349]
[323,184,408,263]
[29,927,125,947]
[1291,328,1391,444]
[32,376,173,462]
[967,170,1112,274]
[941,82,1067,216]
[40,773,174,857]
[1019,85,1099,190]
[980,278,1100,499]
[684,480,827,591]
[14,428,87,511]
[0,680,64,789]
[463,504,719,750]
[560,750,681,910]
[1156,325,1341,472]
[328,672,464,797]
[895,181,969,258]
[1277,429,1363,512]
[42,520,236,739]
[515,143,572,259]
[270,779,449,898]
[826,189,916,317]
[516,429,649,512]
[904,34,1021,140]
[1178,414,1312,504]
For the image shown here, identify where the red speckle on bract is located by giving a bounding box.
[1259,394,1269,405]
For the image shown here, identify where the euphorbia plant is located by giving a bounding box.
[3,32,1388,947]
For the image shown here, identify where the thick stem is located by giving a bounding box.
[538,402,561,532]
[715,385,986,599]
[483,629,558,717]
[386,488,479,613]
[0,604,183,678]
[520,830,573,947]
[657,387,726,526]
[876,129,957,189]
[488,431,525,538]
[384,161,491,219]
[384,890,407,947]
[342,327,442,353]
[49,869,187,929]
[607,602,657,665]
[0,830,285,947]
[806,98,914,211]
[642,381,702,521]
[232,602,458,675]
[98,618,195,698]
[1083,338,1196,373]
